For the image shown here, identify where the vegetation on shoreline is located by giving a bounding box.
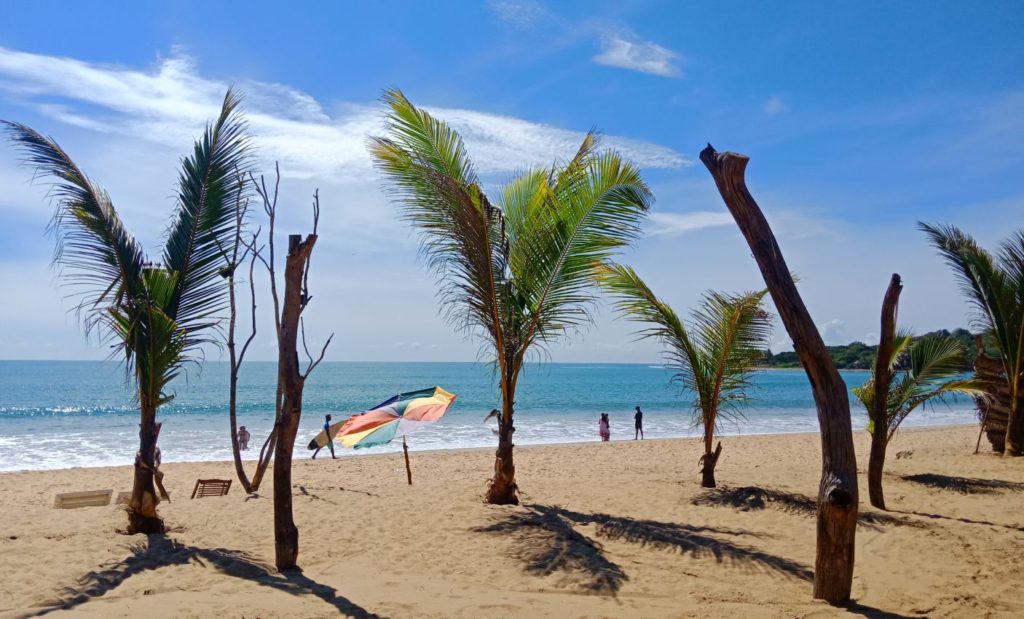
[761,328,977,370]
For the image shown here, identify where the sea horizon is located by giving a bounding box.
[0,359,978,473]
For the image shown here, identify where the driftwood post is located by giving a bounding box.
[700,144,859,604]
[869,274,902,509]
[273,233,316,569]
[403,437,413,485]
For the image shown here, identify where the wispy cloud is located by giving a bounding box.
[763,95,788,116]
[0,46,686,181]
[593,33,682,78]
[646,211,733,237]
[486,0,548,27]
[484,2,682,78]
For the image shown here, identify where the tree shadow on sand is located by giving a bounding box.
[472,504,812,595]
[690,486,927,531]
[900,473,1024,495]
[23,535,381,619]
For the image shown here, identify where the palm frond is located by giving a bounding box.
[598,264,770,434]
[162,89,252,352]
[512,147,653,357]
[3,121,145,340]
[369,89,509,356]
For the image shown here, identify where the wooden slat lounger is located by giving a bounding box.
[191,479,231,499]
[53,489,113,509]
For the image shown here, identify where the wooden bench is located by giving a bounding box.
[191,479,231,499]
[54,489,112,509]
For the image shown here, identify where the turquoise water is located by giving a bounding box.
[0,360,977,471]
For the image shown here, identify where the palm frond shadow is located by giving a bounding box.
[900,473,1024,495]
[24,535,380,619]
[473,504,812,595]
[472,504,628,594]
[690,486,926,530]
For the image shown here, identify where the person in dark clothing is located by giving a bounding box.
[312,414,336,460]
[634,406,644,440]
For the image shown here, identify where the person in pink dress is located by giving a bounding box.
[599,413,610,441]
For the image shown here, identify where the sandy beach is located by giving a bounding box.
[1,424,1022,618]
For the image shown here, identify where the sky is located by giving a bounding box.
[0,0,1021,363]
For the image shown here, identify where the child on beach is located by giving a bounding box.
[238,426,251,450]
[599,413,610,442]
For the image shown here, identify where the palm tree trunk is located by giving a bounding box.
[273,233,317,570]
[127,401,164,534]
[486,380,519,505]
[700,441,723,488]
[1005,396,1023,457]
[869,274,902,510]
[867,437,887,509]
[701,145,858,605]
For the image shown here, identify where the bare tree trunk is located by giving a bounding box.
[273,233,318,570]
[701,145,858,605]
[486,381,519,505]
[127,403,165,534]
[700,441,723,488]
[868,274,902,510]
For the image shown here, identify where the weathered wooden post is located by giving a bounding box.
[700,144,859,604]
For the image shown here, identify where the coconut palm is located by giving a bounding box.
[369,89,652,504]
[4,91,250,533]
[920,223,1024,456]
[853,331,982,508]
[598,263,771,487]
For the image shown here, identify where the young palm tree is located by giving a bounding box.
[4,91,250,533]
[853,331,982,508]
[369,89,652,504]
[598,263,771,487]
[920,223,1024,456]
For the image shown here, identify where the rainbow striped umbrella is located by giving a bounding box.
[330,386,457,450]
[321,386,456,484]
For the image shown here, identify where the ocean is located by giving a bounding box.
[0,360,978,472]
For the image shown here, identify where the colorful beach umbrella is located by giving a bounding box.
[309,386,456,483]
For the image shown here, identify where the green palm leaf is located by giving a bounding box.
[598,263,771,433]
[163,89,252,350]
[2,121,145,346]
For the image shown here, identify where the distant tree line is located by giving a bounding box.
[761,328,977,370]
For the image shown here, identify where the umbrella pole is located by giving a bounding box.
[402,436,413,485]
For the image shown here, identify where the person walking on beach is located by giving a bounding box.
[634,406,644,440]
[312,414,337,460]
[599,413,610,442]
[238,425,251,451]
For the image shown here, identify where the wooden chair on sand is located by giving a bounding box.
[53,489,112,509]
[191,479,231,499]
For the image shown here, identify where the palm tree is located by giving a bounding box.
[598,263,771,487]
[369,89,652,504]
[4,91,250,533]
[920,223,1024,456]
[853,331,981,508]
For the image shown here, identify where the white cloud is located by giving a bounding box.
[486,0,548,26]
[593,33,682,78]
[0,46,685,182]
[646,211,734,237]
[764,95,788,116]
[820,318,848,345]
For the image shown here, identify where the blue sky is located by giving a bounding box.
[0,0,1021,362]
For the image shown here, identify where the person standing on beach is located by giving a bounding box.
[599,413,610,442]
[312,414,336,460]
[238,426,251,451]
[634,406,644,440]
